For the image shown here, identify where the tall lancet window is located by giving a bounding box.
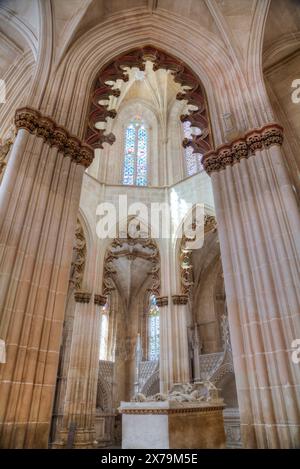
[123,116,148,186]
[99,299,109,360]
[148,294,160,361]
[183,121,203,176]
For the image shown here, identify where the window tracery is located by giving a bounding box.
[123,116,148,186]
[182,121,203,176]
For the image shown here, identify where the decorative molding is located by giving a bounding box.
[97,360,114,412]
[223,407,242,449]
[0,138,13,178]
[85,46,212,156]
[94,294,107,306]
[103,232,160,296]
[70,219,87,291]
[156,296,168,307]
[119,406,224,415]
[74,291,91,303]
[172,294,188,305]
[202,123,283,174]
[180,214,217,295]
[15,107,94,167]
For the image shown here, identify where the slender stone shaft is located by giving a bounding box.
[0,108,93,448]
[203,124,300,448]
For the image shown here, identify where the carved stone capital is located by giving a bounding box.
[94,294,107,306]
[15,107,94,168]
[156,296,168,307]
[74,291,91,303]
[202,123,283,175]
[172,294,188,305]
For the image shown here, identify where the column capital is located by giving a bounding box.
[94,294,107,306]
[15,107,94,167]
[156,296,168,307]
[172,294,188,305]
[74,291,92,303]
[202,123,283,175]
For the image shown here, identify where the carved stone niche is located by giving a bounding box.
[103,234,161,297]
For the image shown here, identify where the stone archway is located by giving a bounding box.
[84,46,213,160]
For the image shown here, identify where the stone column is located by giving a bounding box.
[156,296,170,393]
[53,292,103,448]
[0,107,93,448]
[203,124,300,448]
[171,295,190,385]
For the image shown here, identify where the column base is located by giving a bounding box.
[52,428,97,449]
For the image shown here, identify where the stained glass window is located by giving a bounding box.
[99,300,109,360]
[123,116,148,186]
[148,294,160,361]
[183,120,203,176]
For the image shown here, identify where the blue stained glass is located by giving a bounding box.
[123,118,148,186]
[183,121,203,176]
[136,125,148,186]
[123,125,135,185]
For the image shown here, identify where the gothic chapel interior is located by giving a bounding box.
[0,0,299,450]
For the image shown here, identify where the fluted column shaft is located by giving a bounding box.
[159,295,190,390]
[0,108,93,448]
[54,292,101,448]
[156,296,171,393]
[171,295,190,386]
[203,124,300,448]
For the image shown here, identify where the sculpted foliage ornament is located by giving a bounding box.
[15,107,94,167]
[0,124,16,179]
[131,381,224,406]
[0,138,13,178]
[202,123,283,174]
[103,230,160,296]
[85,46,212,158]
[70,220,87,291]
[180,214,217,295]
[74,291,91,303]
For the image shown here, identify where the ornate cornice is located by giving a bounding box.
[156,296,168,307]
[94,294,107,306]
[119,406,224,415]
[15,107,94,168]
[172,294,188,305]
[202,123,283,175]
[74,291,91,303]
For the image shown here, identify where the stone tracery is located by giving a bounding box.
[85,46,212,161]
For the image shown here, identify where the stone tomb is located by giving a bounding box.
[119,400,226,449]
